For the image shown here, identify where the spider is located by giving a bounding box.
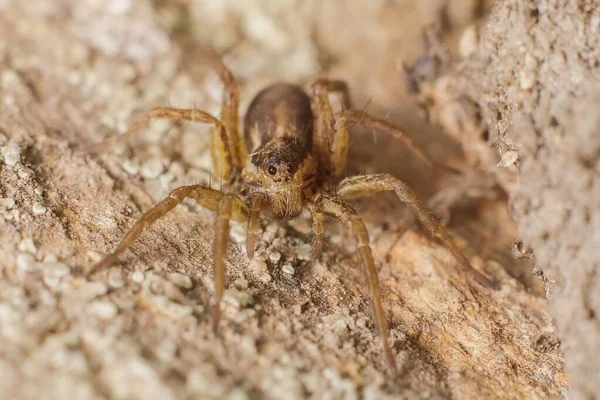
[89,51,486,371]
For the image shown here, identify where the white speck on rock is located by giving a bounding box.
[122,159,140,175]
[269,251,281,263]
[2,145,20,167]
[107,0,133,14]
[234,278,249,290]
[89,300,118,320]
[86,251,103,263]
[297,243,312,260]
[459,24,478,58]
[44,262,71,278]
[1,69,19,87]
[17,253,36,271]
[166,302,193,317]
[4,208,19,221]
[17,168,29,179]
[249,257,267,275]
[282,264,295,276]
[0,197,15,209]
[230,223,247,244]
[108,268,125,288]
[140,158,164,179]
[18,237,37,254]
[497,150,519,168]
[223,289,254,308]
[131,270,145,283]
[43,254,58,263]
[74,282,108,300]
[32,202,47,215]
[234,308,256,324]
[168,272,192,289]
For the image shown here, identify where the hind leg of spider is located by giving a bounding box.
[202,49,247,167]
[311,194,396,371]
[88,107,237,181]
[310,79,352,175]
[336,174,491,287]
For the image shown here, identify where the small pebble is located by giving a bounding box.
[107,269,125,288]
[497,150,519,168]
[166,302,193,317]
[223,289,254,308]
[122,159,140,175]
[230,223,247,244]
[282,264,295,276]
[269,251,281,263]
[1,69,20,87]
[43,254,58,263]
[261,273,272,283]
[89,300,118,320]
[131,270,145,283]
[293,304,302,315]
[459,25,478,58]
[75,282,108,300]
[168,272,193,289]
[4,209,18,221]
[32,202,47,215]
[45,262,71,278]
[140,158,164,179]
[0,198,15,209]
[297,244,312,260]
[233,278,249,290]
[43,275,63,291]
[249,257,268,274]
[2,146,20,167]
[34,188,43,196]
[234,308,256,324]
[86,251,103,263]
[17,168,29,179]
[17,253,36,270]
[18,237,37,254]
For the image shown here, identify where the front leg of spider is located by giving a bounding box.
[311,194,396,371]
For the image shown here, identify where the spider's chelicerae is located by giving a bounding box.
[90,52,486,371]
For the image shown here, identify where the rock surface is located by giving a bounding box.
[0,1,569,399]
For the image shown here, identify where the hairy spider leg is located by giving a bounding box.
[88,107,235,182]
[245,196,262,257]
[311,78,440,177]
[203,49,248,170]
[312,194,396,371]
[213,194,236,333]
[89,185,249,276]
[310,79,352,176]
[305,202,325,256]
[337,174,491,286]
[337,109,434,169]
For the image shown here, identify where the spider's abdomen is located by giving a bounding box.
[243,83,313,153]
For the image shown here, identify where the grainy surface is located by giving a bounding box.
[0,1,568,399]
[414,0,599,398]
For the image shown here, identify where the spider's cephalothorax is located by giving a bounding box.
[89,52,487,372]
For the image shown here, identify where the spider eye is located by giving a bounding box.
[267,165,277,175]
[287,165,294,174]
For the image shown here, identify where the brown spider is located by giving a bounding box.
[89,51,485,371]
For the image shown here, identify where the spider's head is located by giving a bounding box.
[243,137,315,219]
